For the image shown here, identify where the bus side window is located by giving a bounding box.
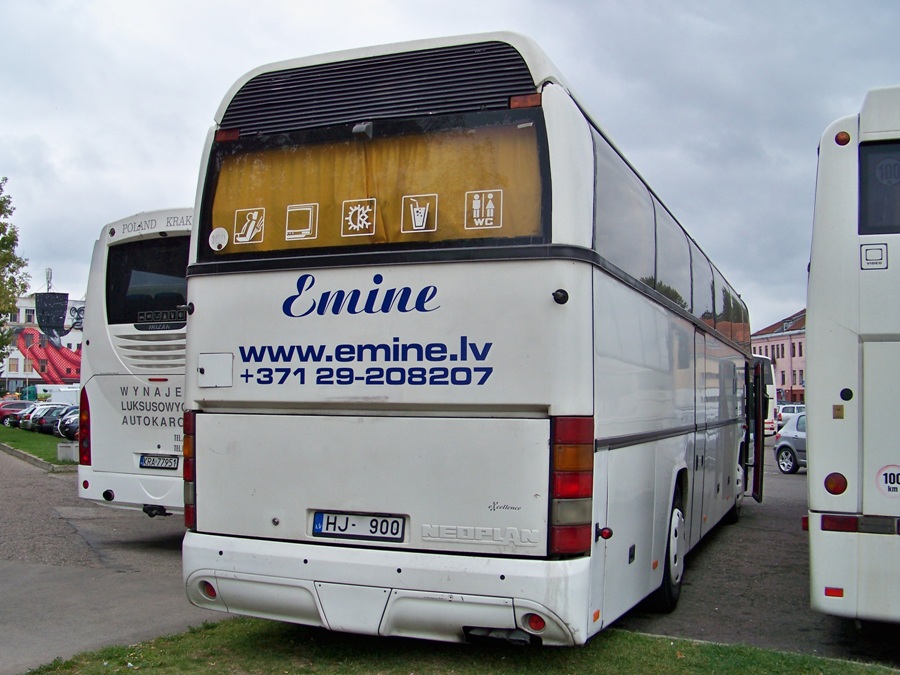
[592,128,655,281]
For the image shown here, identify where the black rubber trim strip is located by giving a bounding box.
[597,418,743,451]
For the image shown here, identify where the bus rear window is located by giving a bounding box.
[199,112,546,260]
[106,237,189,326]
[860,141,900,235]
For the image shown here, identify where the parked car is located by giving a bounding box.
[774,413,807,474]
[34,405,77,434]
[20,403,66,431]
[8,403,39,428]
[57,410,79,440]
[0,401,33,426]
[776,404,805,429]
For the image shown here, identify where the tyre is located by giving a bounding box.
[649,487,686,612]
[776,446,799,474]
[2,417,9,427]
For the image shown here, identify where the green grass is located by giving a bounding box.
[0,424,73,464]
[26,617,894,674]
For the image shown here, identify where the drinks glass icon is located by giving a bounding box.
[410,199,429,231]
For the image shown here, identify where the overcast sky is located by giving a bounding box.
[3,0,899,332]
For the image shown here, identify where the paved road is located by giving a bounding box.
[617,444,900,669]
[0,449,219,675]
[2,441,899,673]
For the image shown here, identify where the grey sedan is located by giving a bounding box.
[774,413,806,474]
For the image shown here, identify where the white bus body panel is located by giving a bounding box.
[186,260,593,554]
[807,116,862,517]
[185,261,593,412]
[194,414,551,555]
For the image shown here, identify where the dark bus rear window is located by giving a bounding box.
[860,141,900,235]
[106,237,189,325]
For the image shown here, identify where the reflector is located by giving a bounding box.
[824,472,848,495]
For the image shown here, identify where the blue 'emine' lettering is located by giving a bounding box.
[282,273,440,317]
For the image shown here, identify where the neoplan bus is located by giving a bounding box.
[79,208,192,517]
[807,85,900,622]
[182,33,764,645]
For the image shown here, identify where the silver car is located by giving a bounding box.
[774,413,807,474]
[776,403,805,430]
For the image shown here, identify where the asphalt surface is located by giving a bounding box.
[616,444,900,669]
[0,448,218,675]
[1,439,899,673]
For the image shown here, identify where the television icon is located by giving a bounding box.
[286,203,319,240]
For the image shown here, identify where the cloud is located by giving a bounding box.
[3,0,900,328]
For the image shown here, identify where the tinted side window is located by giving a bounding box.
[797,415,806,432]
[593,129,655,281]
[653,198,691,310]
[691,240,714,327]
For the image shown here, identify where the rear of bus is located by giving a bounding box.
[182,34,603,645]
[807,87,900,621]
[79,208,192,517]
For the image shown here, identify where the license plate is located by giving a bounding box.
[313,511,405,542]
[139,454,179,470]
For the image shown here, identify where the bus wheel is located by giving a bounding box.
[650,488,685,613]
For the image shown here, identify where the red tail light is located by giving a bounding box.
[549,416,594,556]
[79,388,91,466]
[821,514,859,532]
[183,410,196,530]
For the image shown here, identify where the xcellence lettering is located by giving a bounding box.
[283,273,439,318]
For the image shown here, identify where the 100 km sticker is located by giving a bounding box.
[877,465,900,497]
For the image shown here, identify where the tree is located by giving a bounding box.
[0,178,30,362]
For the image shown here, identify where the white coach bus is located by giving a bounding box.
[181,33,764,645]
[807,86,900,622]
[78,208,192,517]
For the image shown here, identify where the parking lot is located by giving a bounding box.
[1,441,898,673]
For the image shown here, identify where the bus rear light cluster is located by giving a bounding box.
[183,410,196,530]
[78,387,91,466]
[549,416,594,555]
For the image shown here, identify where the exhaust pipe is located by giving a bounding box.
[142,505,171,518]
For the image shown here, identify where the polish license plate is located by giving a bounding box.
[313,511,405,542]
[139,454,179,470]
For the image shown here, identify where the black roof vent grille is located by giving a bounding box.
[221,41,536,136]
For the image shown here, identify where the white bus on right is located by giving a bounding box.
[807,85,900,622]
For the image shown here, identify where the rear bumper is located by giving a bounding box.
[809,519,900,621]
[78,464,184,514]
[183,531,592,645]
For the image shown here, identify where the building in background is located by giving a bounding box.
[2,292,84,395]
[751,308,805,404]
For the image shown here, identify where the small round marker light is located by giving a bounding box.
[835,131,851,146]
[824,472,848,495]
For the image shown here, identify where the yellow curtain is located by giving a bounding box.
[210,123,542,255]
